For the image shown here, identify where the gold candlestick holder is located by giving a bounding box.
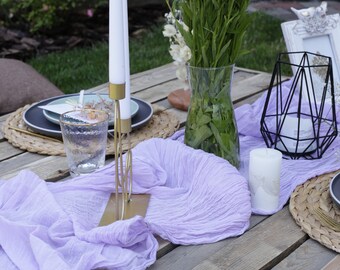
[99,83,150,226]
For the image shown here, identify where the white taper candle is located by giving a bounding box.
[109,0,125,84]
[120,0,131,120]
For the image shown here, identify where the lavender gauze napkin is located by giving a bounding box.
[0,138,251,269]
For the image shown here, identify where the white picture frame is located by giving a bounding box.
[281,12,340,101]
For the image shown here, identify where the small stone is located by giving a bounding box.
[167,89,191,111]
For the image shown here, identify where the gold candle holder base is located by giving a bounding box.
[98,193,151,226]
[101,82,149,225]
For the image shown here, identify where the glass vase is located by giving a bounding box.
[184,65,240,168]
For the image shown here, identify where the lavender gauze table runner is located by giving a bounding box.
[0,139,251,269]
[1,78,340,269]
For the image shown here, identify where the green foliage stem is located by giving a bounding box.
[184,66,240,167]
[172,0,251,68]
[167,0,251,167]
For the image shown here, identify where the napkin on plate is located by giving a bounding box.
[39,104,75,115]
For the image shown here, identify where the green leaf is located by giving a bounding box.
[197,113,211,126]
[209,122,230,153]
[187,124,213,148]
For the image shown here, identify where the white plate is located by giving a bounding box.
[41,94,139,125]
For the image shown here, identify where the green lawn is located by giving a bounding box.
[236,12,289,73]
[28,12,288,94]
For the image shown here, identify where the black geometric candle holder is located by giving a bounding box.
[260,51,338,159]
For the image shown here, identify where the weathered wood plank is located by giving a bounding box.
[232,73,272,101]
[156,236,178,260]
[272,239,337,270]
[0,152,45,177]
[0,114,9,141]
[0,155,68,181]
[130,63,177,93]
[192,207,306,270]
[130,65,262,95]
[234,68,262,80]
[0,141,24,161]
[151,214,269,269]
[133,71,270,109]
[152,238,234,270]
[234,91,265,108]
[155,98,172,110]
[85,82,108,94]
[236,66,272,75]
[321,254,340,270]
[133,79,182,104]
[90,65,266,97]
[90,63,178,95]
[151,207,306,270]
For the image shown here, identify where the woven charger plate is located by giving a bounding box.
[2,104,180,156]
[290,170,340,253]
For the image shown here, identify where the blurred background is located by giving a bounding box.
[1,0,339,93]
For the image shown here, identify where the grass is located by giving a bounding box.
[28,12,288,94]
[28,24,172,94]
[236,12,289,73]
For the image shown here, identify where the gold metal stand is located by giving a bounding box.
[99,193,150,226]
[99,83,150,226]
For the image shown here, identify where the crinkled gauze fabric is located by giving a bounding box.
[0,138,251,269]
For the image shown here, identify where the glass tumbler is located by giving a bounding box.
[60,109,109,177]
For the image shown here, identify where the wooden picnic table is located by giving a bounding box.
[0,63,339,269]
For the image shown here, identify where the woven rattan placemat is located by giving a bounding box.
[2,104,180,156]
[290,171,340,253]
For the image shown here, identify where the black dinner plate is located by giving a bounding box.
[23,94,153,138]
[330,172,340,208]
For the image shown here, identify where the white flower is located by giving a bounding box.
[163,10,191,87]
[175,32,186,47]
[179,45,191,62]
[165,12,176,25]
[176,65,187,81]
[162,24,177,37]
[169,44,181,62]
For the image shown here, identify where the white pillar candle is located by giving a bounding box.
[277,115,316,153]
[248,148,282,212]
[109,0,125,84]
[120,0,131,120]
